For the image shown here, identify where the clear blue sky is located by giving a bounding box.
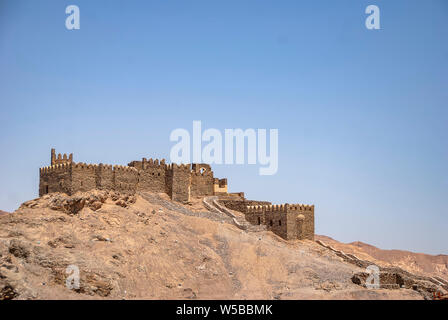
[1,0,447,254]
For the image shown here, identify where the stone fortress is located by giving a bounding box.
[40,149,314,241]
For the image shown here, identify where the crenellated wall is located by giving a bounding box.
[190,164,215,197]
[131,158,169,193]
[71,163,97,193]
[114,165,138,193]
[51,148,73,166]
[96,164,114,190]
[244,203,315,241]
[171,164,191,203]
[40,149,228,203]
[39,163,72,196]
[218,199,271,216]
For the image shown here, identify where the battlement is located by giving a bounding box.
[39,162,72,174]
[246,203,314,213]
[51,148,73,166]
[98,164,113,170]
[288,204,314,211]
[173,163,191,170]
[72,162,97,170]
[40,149,229,202]
[113,165,138,172]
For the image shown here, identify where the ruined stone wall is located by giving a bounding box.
[71,163,97,194]
[165,164,173,195]
[51,148,73,166]
[171,164,191,203]
[220,200,271,214]
[39,164,72,196]
[95,164,114,190]
[133,159,167,193]
[41,151,257,216]
[240,204,268,226]
[245,204,315,241]
[190,164,214,197]
[288,204,314,241]
[113,166,138,193]
[191,172,214,197]
[264,205,289,239]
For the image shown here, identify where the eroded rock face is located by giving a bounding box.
[0,283,18,300]
[20,191,136,214]
[9,239,31,260]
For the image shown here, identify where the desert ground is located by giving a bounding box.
[0,191,446,300]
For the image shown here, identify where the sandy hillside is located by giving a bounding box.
[316,235,448,280]
[0,210,9,217]
[0,191,442,300]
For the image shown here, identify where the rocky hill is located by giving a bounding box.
[0,191,445,300]
[315,235,448,281]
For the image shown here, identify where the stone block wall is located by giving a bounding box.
[51,148,73,166]
[171,164,191,203]
[288,204,315,241]
[265,205,289,239]
[132,159,167,193]
[245,204,315,241]
[190,164,214,197]
[218,199,271,215]
[114,166,138,193]
[71,163,97,193]
[39,164,72,196]
[96,164,114,190]
[40,150,228,202]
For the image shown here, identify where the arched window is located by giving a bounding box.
[279,220,282,226]
[257,217,261,225]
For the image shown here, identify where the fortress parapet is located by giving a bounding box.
[51,148,73,166]
[244,203,314,240]
[39,149,230,203]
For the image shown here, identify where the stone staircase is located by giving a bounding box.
[139,192,234,224]
[203,196,266,233]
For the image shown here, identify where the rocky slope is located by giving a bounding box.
[0,210,9,217]
[315,235,448,281]
[0,191,443,300]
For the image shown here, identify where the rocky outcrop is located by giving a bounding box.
[20,190,136,214]
[316,239,448,300]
